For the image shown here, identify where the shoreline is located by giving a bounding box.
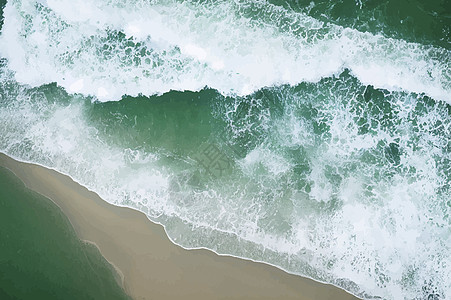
[0,152,359,300]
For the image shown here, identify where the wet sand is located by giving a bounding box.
[0,153,359,300]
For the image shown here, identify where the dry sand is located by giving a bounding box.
[0,153,359,300]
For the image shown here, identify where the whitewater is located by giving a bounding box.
[0,0,450,299]
[0,0,450,102]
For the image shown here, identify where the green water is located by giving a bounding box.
[0,167,130,300]
[277,0,450,48]
[0,0,450,299]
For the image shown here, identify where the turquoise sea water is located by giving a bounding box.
[0,1,449,299]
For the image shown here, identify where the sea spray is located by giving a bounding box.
[0,0,449,102]
[0,0,450,299]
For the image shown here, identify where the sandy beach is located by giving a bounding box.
[0,153,359,300]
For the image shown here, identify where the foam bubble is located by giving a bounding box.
[0,0,449,103]
[0,1,450,299]
[69,79,84,93]
[1,68,450,299]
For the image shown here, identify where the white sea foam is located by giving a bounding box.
[0,0,449,103]
[0,1,450,299]
[1,62,450,299]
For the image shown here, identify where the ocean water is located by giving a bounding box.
[0,0,449,299]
